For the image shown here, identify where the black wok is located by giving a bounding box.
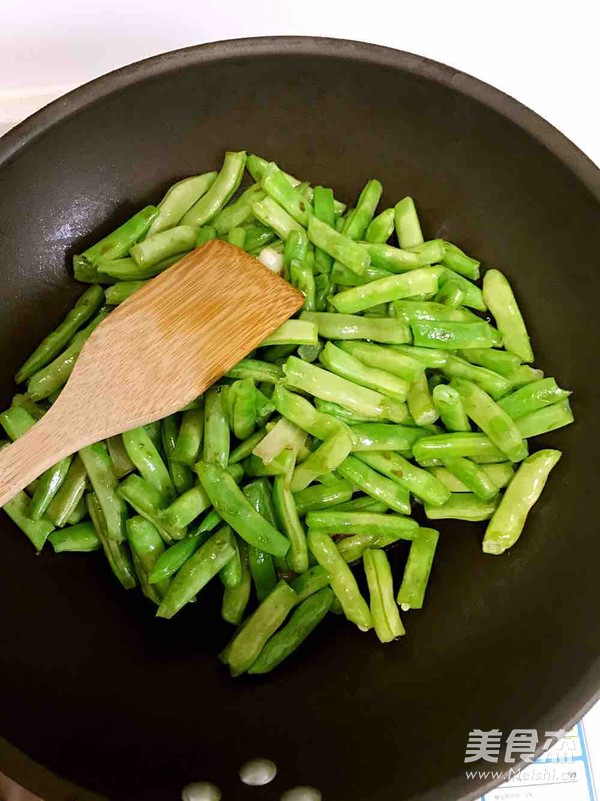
[0,37,599,801]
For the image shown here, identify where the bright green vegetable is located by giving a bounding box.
[336,455,411,515]
[356,451,451,507]
[249,587,334,673]
[429,463,514,493]
[307,529,372,630]
[86,493,136,589]
[432,385,471,432]
[319,342,409,401]
[483,269,533,362]
[262,162,313,225]
[338,341,425,383]
[202,386,230,467]
[223,581,298,676]
[440,456,498,501]
[105,281,146,305]
[349,423,429,455]
[45,455,88,527]
[180,151,246,226]
[172,408,204,467]
[407,373,439,426]
[307,216,370,276]
[127,516,169,602]
[397,527,439,610]
[411,320,502,350]
[273,474,309,573]
[222,540,252,625]
[122,426,176,505]
[413,432,506,464]
[16,286,105,383]
[451,378,528,463]
[290,427,353,492]
[364,549,405,643]
[293,479,353,515]
[148,172,218,235]
[306,510,418,539]
[482,449,562,554]
[516,399,574,439]
[394,197,423,249]
[365,208,395,243]
[331,267,442,314]
[4,491,55,551]
[48,522,100,553]
[441,241,480,279]
[301,311,411,344]
[424,493,498,521]
[29,455,72,521]
[157,525,237,618]
[213,183,264,235]
[79,442,128,542]
[497,378,571,420]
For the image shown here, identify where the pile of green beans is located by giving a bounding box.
[1,150,574,675]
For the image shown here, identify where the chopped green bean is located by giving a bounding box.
[394,197,423,249]
[336,455,411,514]
[301,311,411,344]
[441,241,480,279]
[86,493,136,589]
[148,172,218,235]
[397,527,439,610]
[424,493,498,521]
[331,267,442,314]
[364,549,405,643]
[365,208,395,243]
[483,269,533,362]
[407,373,439,426]
[497,378,571,420]
[319,342,409,401]
[49,522,100,553]
[516,399,574,438]
[432,384,471,431]
[356,451,451,507]
[180,151,246,226]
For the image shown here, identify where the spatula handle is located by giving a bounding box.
[0,408,79,507]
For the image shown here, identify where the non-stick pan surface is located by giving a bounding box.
[0,37,599,801]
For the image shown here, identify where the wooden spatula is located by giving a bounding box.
[0,240,303,507]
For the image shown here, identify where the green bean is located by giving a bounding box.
[122,426,175,505]
[394,197,423,248]
[290,427,354,492]
[412,432,506,464]
[314,272,332,310]
[482,269,533,362]
[180,151,246,226]
[424,493,498,521]
[222,541,252,624]
[407,373,439,426]
[319,342,409,401]
[272,475,309,573]
[129,225,196,268]
[48,522,100,553]
[262,162,313,225]
[393,300,477,325]
[307,510,418,539]
[290,565,330,601]
[435,279,465,308]
[363,243,426,272]
[203,386,230,467]
[397,527,439,610]
[313,186,335,273]
[196,225,217,246]
[223,581,298,675]
[86,493,136,589]
[307,216,370,276]
[342,180,382,240]
[226,227,246,249]
[332,262,394,286]
[105,435,135,479]
[497,378,571,420]
[16,286,105,383]
[271,385,343,441]
[246,155,303,188]
[314,399,382,424]
[365,208,395,243]
[349,423,429,455]
[98,252,182,281]
[505,365,545,389]
[4,491,55,551]
[226,359,283,383]
[11,394,47,420]
[157,525,237,618]
[451,378,528,463]
[411,320,502,350]
[244,452,289,478]
[126,516,169,600]
[307,529,372,629]
[438,354,512,401]
[441,241,480,280]
[65,496,88,525]
[261,321,318,349]
[356,451,451,507]
[331,267,442,314]
[27,310,109,401]
[213,183,265,234]
[245,224,277,254]
[229,430,266,464]
[336,530,401,562]
[293,479,353,515]
[249,587,333,673]
[253,417,306,464]
[29,455,73,520]
[460,347,521,376]
[336,455,411,514]
[161,416,194,495]
[79,442,128,542]
[230,378,257,440]
[252,196,304,240]
[45,455,88,526]
[196,461,289,557]
[162,484,211,529]
[283,356,408,423]
[390,344,448,369]
[290,252,316,311]
[338,341,425,383]
[242,480,278,598]
[148,172,218,235]
[428,463,514,493]
[516,399,574,438]
[440,268,486,311]
[219,528,243,588]
[482,449,561,554]
[432,385,471,432]
[118,473,183,541]
[105,281,146,305]
[254,386,275,427]
[74,206,158,281]
[301,311,411,344]
[171,408,203,467]
[364,549,405,643]
[440,456,498,500]
[297,343,323,363]
[148,523,213,584]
